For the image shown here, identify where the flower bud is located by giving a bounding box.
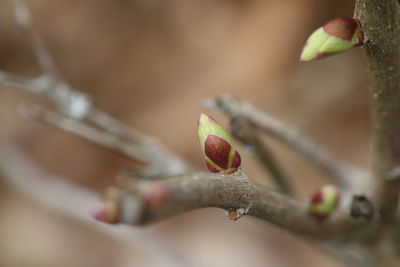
[300,17,364,62]
[197,114,241,174]
[309,185,339,222]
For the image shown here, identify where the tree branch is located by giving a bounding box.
[354,0,400,218]
[110,170,378,241]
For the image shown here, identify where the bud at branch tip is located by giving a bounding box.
[197,114,241,174]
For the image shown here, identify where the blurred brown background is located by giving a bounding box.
[0,0,370,266]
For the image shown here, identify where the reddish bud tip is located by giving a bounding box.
[323,17,358,42]
[143,185,171,207]
[92,207,108,222]
[91,201,118,224]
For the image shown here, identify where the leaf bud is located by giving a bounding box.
[300,17,364,62]
[197,114,241,174]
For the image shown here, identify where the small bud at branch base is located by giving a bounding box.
[91,201,119,224]
[309,185,339,222]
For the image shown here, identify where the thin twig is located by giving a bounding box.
[15,0,63,81]
[0,71,34,88]
[18,103,148,164]
[87,108,194,176]
[205,94,369,187]
[230,116,293,194]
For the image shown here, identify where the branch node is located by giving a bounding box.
[52,84,92,120]
[350,195,374,220]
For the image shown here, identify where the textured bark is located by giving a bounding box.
[115,171,378,241]
[354,0,400,218]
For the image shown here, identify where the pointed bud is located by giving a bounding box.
[197,114,241,174]
[309,185,339,222]
[300,17,364,62]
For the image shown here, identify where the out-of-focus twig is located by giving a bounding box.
[18,104,147,164]
[18,103,193,176]
[0,71,34,88]
[0,133,192,267]
[320,242,380,267]
[0,0,193,177]
[87,108,194,176]
[15,0,62,81]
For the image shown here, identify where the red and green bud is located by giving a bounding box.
[309,185,339,222]
[300,17,364,62]
[197,114,241,174]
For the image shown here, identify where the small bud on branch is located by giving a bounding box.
[91,201,119,223]
[309,185,339,222]
[300,17,364,62]
[91,186,120,224]
[197,114,241,174]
